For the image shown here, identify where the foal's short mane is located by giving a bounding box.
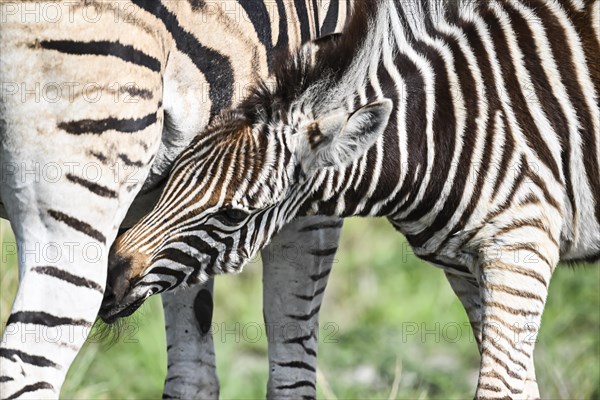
[240,0,380,122]
[240,0,463,124]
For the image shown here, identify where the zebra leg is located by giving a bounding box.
[0,11,164,395]
[0,154,160,398]
[0,166,147,398]
[475,239,558,399]
[161,280,218,399]
[523,358,540,400]
[446,273,540,399]
[0,237,107,399]
[262,216,342,400]
[445,273,483,348]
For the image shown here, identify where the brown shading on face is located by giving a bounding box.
[306,121,328,149]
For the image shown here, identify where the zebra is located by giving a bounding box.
[101,0,600,398]
[0,1,352,398]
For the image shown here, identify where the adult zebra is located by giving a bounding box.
[0,1,352,398]
[102,0,600,398]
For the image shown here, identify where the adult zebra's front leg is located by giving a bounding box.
[0,147,161,399]
[262,216,342,399]
[0,152,160,399]
[0,9,165,395]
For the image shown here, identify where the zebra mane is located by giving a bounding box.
[240,0,379,121]
[240,0,464,123]
[398,0,465,41]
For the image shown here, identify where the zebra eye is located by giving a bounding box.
[215,208,249,224]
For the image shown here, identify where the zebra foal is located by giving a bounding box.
[103,0,599,398]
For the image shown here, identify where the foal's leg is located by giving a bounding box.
[446,273,483,348]
[475,234,558,399]
[161,280,218,399]
[446,273,540,399]
[262,216,342,399]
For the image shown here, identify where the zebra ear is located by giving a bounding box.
[297,98,393,174]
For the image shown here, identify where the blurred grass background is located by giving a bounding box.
[1,218,598,399]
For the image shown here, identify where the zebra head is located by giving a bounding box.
[99,74,392,323]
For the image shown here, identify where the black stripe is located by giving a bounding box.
[283,334,317,357]
[6,382,54,400]
[276,380,316,390]
[501,0,578,236]
[313,286,326,297]
[89,151,108,163]
[457,156,528,250]
[309,268,331,282]
[7,311,92,328]
[194,289,214,334]
[395,3,417,43]
[273,1,289,62]
[0,376,13,382]
[120,84,153,100]
[294,292,316,301]
[58,112,157,135]
[40,40,160,73]
[307,247,337,257]
[151,265,188,288]
[66,173,118,198]
[48,209,106,243]
[276,360,317,372]
[0,349,58,368]
[294,0,311,43]
[178,236,220,277]
[205,229,234,253]
[238,2,273,71]
[360,64,400,214]
[31,266,103,293]
[118,154,145,168]
[132,1,233,117]
[491,117,516,202]
[321,0,339,35]
[286,304,321,321]
[311,0,321,37]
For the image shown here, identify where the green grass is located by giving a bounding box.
[1,218,599,399]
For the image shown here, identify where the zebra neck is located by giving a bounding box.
[301,4,463,224]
